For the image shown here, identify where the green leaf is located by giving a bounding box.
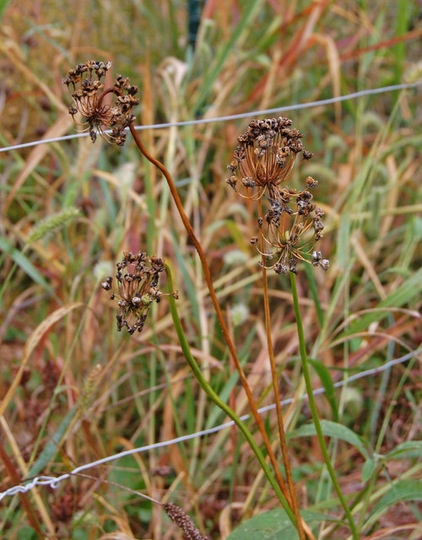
[0,237,53,292]
[308,359,339,422]
[366,480,422,526]
[289,420,370,459]
[385,441,422,461]
[362,458,376,483]
[27,406,78,478]
[226,509,336,540]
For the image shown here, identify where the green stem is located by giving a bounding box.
[290,272,359,540]
[165,263,296,523]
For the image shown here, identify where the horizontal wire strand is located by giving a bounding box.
[0,348,419,501]
[0,82,420,154]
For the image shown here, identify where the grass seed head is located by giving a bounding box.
[164,503,209,540]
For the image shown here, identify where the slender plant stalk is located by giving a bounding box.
[129,123,293,504]
[290,272,359,539]
[164,263,295,521]
[261,266,307,540]
[258,198,307,540]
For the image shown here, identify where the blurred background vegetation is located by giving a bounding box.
[0,1,421,538]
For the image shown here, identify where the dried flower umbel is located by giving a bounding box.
[227,117,329,274]
[256,184,329,274]
[63,61,139,146]
[227,116,312,201]
[102,252,176,334]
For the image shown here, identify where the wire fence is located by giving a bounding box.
[1,81,421,503]
[0,81,420,154]
[0,349,420,502]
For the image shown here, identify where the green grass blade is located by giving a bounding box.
[0,0,10,19]
[289,420,370,459]
[341,267,422,337]
[308,359,339,422]
[27,405,78,478]
[193,0,263,114]
[0,237,53,293]
[366,479,422,527]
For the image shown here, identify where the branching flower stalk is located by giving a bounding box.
[63,61,311,532]
[227,118,329,540]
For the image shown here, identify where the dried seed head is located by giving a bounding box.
[164,503,209,540]
[306,176,318,188]
[312,250,330,270]
[226,116,311,201]
[256,192,329,274]
[63,60,139,145]
[102,251,176,335]
[227,118,329,275]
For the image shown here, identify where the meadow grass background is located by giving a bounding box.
[0,1,421,538]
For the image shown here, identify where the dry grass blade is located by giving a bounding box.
[0,303,84,417]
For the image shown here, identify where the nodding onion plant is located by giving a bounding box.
[64,61,355,540]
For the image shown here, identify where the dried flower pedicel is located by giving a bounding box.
[63,60,139,146]
[226,116,312,201]
[102,252,177,334]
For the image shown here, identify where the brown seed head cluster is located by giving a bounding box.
[102,252,176,334]
[63,61,139,146]
[164,503,209,540]
[227,116,312,201]
[227,117,329,275]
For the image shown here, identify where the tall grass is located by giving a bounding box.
[1,1,421,538]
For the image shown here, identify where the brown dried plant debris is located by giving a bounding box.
[63,60,139,146]
[50,485,81,525]
[227,117,329,275]
[102,251,177,335]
